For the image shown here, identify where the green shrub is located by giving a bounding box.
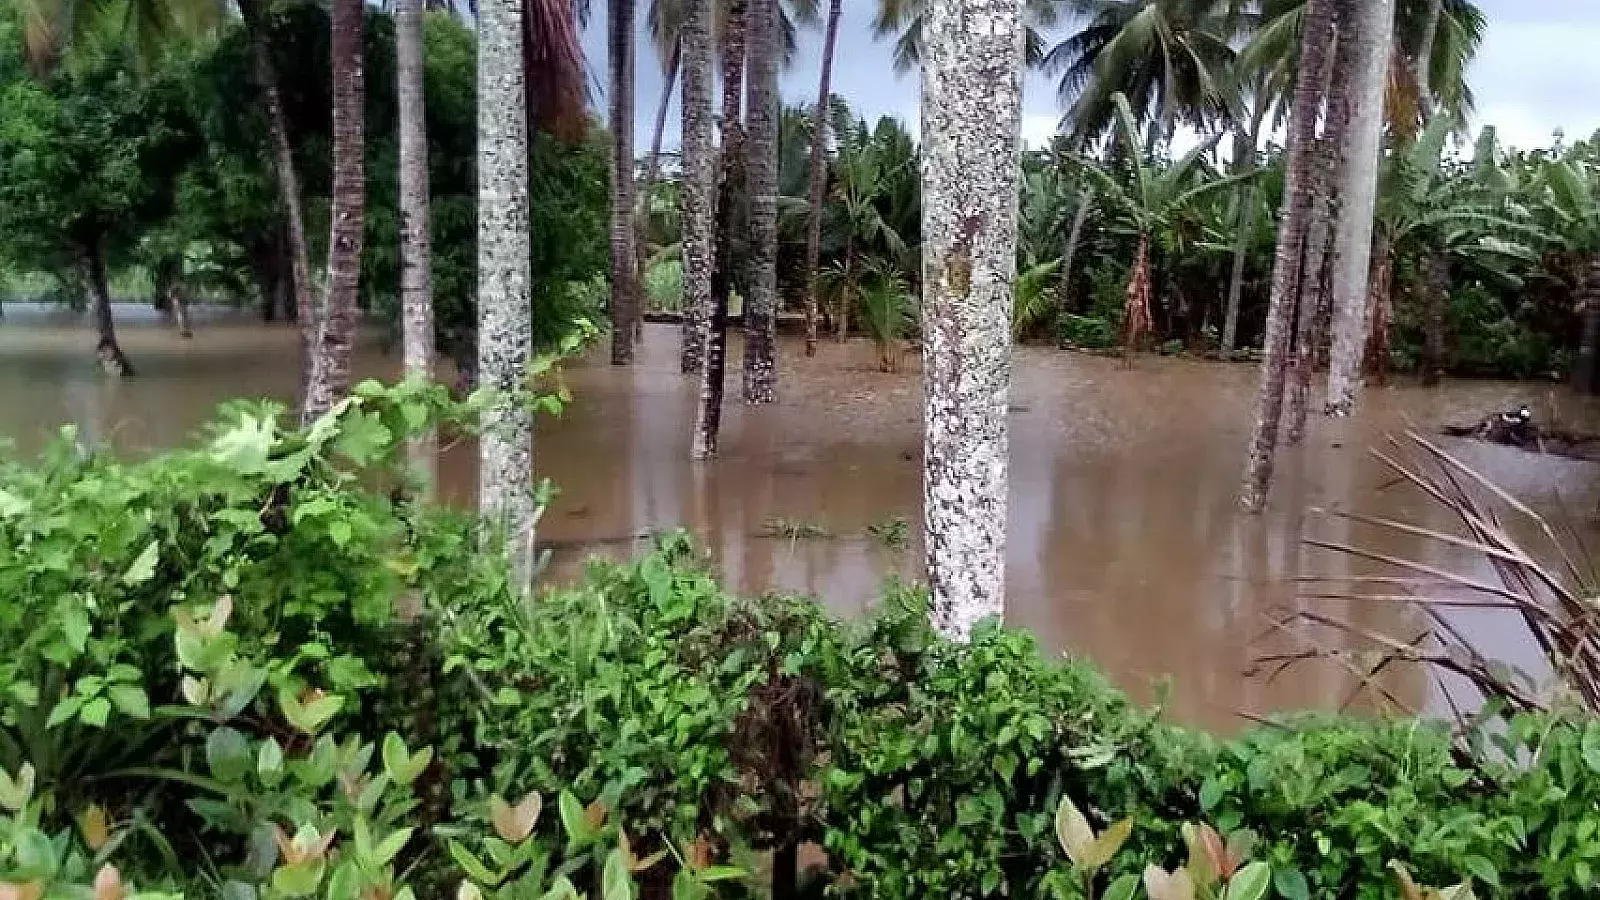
[3,388,1600,900]
[1059,314,1116,349]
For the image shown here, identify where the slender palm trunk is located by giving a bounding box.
[478,0,536,586]
[920,0,1023,641]
[1365,245,1393,385]
[1056,186,1092,321]
[691,0,746,457]
[397,0,436,491]
[1420,250,1449,385]
[238,0,318,388]
[636,44,679,316]
[1221,105,1265,356]
[608,0,638,364]
[741,0,779,402]
[1324,0,1396,416]
[837,239,855,343]
[84,242,132,376]
[802,0,843,357]
[167,280,194,338]
[679,0,715,404]
[1286,147,1336,444]
[1122,234,1152,366]
[1239,0,1337,512]
[304,0,365,422]
[1574,258,1600,393]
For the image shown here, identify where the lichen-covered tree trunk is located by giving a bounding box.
[1421,250,1449,385]
[691,0,746,457]
[477,0,536,585]
[1324,0,1396,417]
[397,0,436,491]
[304,0,365,423]
[238,0,317,389]
[741,0,779,403]
[1238,0,1337,513]
[83,242,133,376]
[608,0,638,365]
[801,0,843,358]
[678,0,714,381]
[920,0,1023,641]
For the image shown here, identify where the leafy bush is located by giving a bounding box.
[1060,314,1117,349]
[4,387,1600,900]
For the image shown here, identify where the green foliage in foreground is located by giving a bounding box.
[2,389,1600,899]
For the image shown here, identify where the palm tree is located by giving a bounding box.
[801,0,843,356]
[874,0,1056,75]
[396,0,435,489]
[919,0,1023,640]
[823,113,915,342]
[1238,0,1336,513]
[741,0,779,402]
[478,0,536,585]
[1069,94,1253,361]
[1324,0,1396,417]
[683,0,716,451]
[609,0,639,364]
[303,0,365,422]
[1045,0,1240,148]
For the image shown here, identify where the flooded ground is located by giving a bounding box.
[3,303,1598,730]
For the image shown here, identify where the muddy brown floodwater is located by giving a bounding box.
[4,303,1599,731]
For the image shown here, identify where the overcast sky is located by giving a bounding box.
[579,0,1600,154]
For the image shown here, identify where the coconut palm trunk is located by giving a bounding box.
[1574,259,1600,394]
[1365,244,1394,385]
[1413,0,1443,110]
[1056,186,1092,322]
[1324,0,1396,417]
[478,0,537,586]
[1221,103,1265,357]
[237,0,317,388]
[609,0,639,365]
[690,0,746,457]
[1286,148,1337,445]
[920,0,1024,641]
[1421,250,1449,385]
[304,0,366,422]
[679,0,715,401]
[1238,0,1337,513]
[802,0,843,357]
[83,241,133,376]
[396,0,436,490]
[741,0,779,402]
[1122,233,1152,365]
[636,43,679,313]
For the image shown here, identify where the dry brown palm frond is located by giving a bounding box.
[1253,430,1600,731]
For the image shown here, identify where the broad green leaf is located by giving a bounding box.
[46,696,84,729]
[107,684,150,720]
[207,727,252,782]
[1055,796,1095,866]
[1273,866,1309,900]
[270,860,325,898]
[258,738,285,782]
[1462,856,1499,888]
[79,697,111,728]
[1083,818,1133,869]
[121,541,160,586]
[1223,861,1271,900]
[373,828,413,867]
[0,763,34,811]
[447,841,501,887]
[1104,874,1141,900]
